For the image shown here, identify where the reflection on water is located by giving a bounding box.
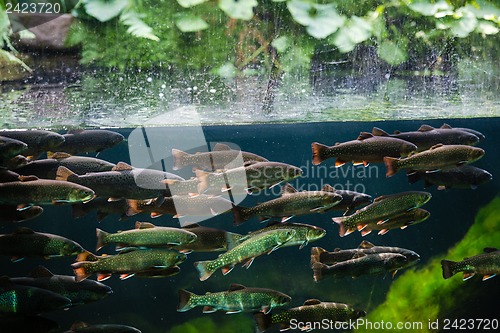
[1,58,499,129]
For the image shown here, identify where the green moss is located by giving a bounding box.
[355,196,500,333]
[168,315,253,333]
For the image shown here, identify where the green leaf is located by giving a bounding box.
[287,0,345,39]
[280,42,314,73]
[331,16,372,53]
[449,9,478,38]
[120,10,159,41]
[216,62,238,79]
[177,0,209,8]
[218,0,257,21]
[464,1,500,23]
[175,14,209,32]
[271,36,290,53]
[377,40,407,65]
[408,0,453,17]
[83,0,129,22]
[476,21,499,35]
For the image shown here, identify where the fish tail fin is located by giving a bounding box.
[232,204,249,226]
[441,260,457,279]
[71,262,92,282]
[172,149,189,170]
[383,157,400,177]
[406,171,421,184]
[312,262,325,282]
[75,250,99,263]
[194,169,210,193]
[194,261,214,281]
[310,247,327,267]
[177,289,196,312]
[125,199,142,216]
[332,217,351,237]
[95,228,109,251]
[56,166,77,181]
[71,203,87,219]
[311,142,328,165]
[225,232,243,250]
[254,312,273,333]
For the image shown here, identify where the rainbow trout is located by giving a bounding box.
[96,222,197,251]
[384,144,484,177]
[71,248,186,282]
[332,191,431,236]
[312,132,416,167]
[254,299,366,333]
[178,284,291,314]
[194,229,295,281]
[233,184,342,225]
[441,248,500,281]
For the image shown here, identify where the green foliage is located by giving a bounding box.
[168,315,254,333]
[66,0,500,73]
[0,3,31,72]
[355,196,500,332]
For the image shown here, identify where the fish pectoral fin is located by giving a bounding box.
[378,229,390,235]
[463,272,475,281]
[356,224,367,231]
[242,258,255,269]
[361,229,372,237]
[268,245,282,255]
[202,306,217,313]
[309,207,324,212]
[281,215,294,222]
[261,306,271,314]
[225,310,242,315]
[97,273,112,281]
[482,274,496,281]
[392,270,398,278]
[376,219,389,225]
[299,241,308,250]
[11,256,24,262]
[119,273,135,280]
[335,159,346,168]
[221,265,234,275]
[424,169,441,174]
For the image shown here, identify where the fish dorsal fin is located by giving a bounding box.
[374,196,386,202]
[243,160,258,167]
[0,276,15,290]
[335,142,340,146]
[321,184,335,193]
[418,125,435,132]
[352,252,367,259]
[372,127,390,136]
[14,227,35,234]
[213,143,232,151]
[112,162,134,171]
[357,132,373,140]
[440,123,452,129]
[484,247,498,253]
[67,129,85,135]
[429,144,444,150]
[183,223,201,229]
[18,175,39,182]
[281,183,297,196]
[28,265,54,278]
[303,299,322,306]
[50,152,72,159]
[393,130,401,134]
[70,322,89,330]
[136,222,156,229]
[228,283,246,292]
[333,248,341,252]
[358,240,374,249]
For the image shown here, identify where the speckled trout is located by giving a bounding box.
[441,248,500,281]
[194,229,295,281]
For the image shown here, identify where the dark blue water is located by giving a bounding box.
[1,118,499,332]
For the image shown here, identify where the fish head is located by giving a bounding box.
[414,191,432,206]
[400,141,418,156]
[70,187,95,203]
[44,133,66,149]
[459,131,480,146]
[468,147,485,162]
[388,254,410,268]
[272,292,292,307]
[476,169,493,185]
[61,242,84,256]
[402,251,420,266]
[306,226,327,242]
[352,309,367,319]
[109,132,125,145]
[174,252,188,264]
[353,192,373,206]
[0,139,27,156]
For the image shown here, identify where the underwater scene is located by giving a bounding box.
[0,119,499,333]
[1,0,500,332]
